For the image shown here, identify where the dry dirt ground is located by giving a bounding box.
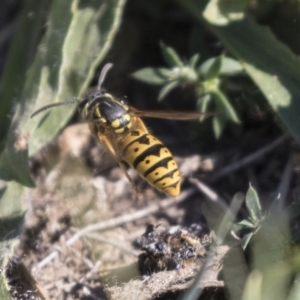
[4,118,294,300]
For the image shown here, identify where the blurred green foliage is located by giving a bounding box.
[0,0,126,297]
[133,45,242,138]
[178,0,300,145]
[0,0,126,187]
[235,184,264,249]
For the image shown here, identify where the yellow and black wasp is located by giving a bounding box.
[31,63,211,197]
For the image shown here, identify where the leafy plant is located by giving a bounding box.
[178,0,300,145]
[132,43,242,138]
[235,184,264,249]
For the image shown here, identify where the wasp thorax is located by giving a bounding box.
[99,99,127,123]
[85,94,132,134]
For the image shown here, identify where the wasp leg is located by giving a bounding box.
[97,133,141,198]
[118,161,142,198]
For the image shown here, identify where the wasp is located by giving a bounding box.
[31,63,211,197]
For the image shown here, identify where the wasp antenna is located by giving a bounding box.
[30,99,81,118]
[97,63,113,90]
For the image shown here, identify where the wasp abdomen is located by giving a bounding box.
[120,131,180,197]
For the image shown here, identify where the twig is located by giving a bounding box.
[79,261,101,283]
[59,260,101,294]
[85,233,138,257]
[189,178,228,211]
[209,134,289,182]
[32,188,195,273]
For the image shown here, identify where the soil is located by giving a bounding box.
[5,111,293,300]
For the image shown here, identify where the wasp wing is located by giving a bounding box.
[129,107,215,120]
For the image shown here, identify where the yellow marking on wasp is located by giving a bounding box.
[124,114,131,122]
[164,181,180,197]
[121,135,161,165]
[135,147,172,175]
[111,119,121,128]
[115,127,125,133]
[145,165,179,184]
[95,108,101,118]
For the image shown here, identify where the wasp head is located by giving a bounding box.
[81,91,132,134]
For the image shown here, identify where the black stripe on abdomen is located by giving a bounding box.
[143,157,174,178]
[133,144,165,169]
[122,133,150,155]
[153,168,179,184]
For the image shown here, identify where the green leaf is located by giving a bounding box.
[212,88,226,138]
[29,0,126,156]
[209,87,239,138]
[252,209,290,272]
[160,43,184,68]
[211,88,240,123]
[203,0,248,26]
[212,114,226,138]
[131,67,171,85]
[238,219,255,228]
[245,184,262,224]
[0,0,126,186]
[0,135,33,186]
[158,81,178,101]
[241,232,254,250]
[203,11,300,145]
[242,271,263,300]
[197,94,212,121]
[242,252,291,300]
[221,57,244,74]
[179,0,300,145]
[199,56,243,77]
[0,1,48,143]
[0,182,25,244]
[201,55,223,80]
[259,262,291,300]
[288,272,300,300]
[189,53,200,69]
